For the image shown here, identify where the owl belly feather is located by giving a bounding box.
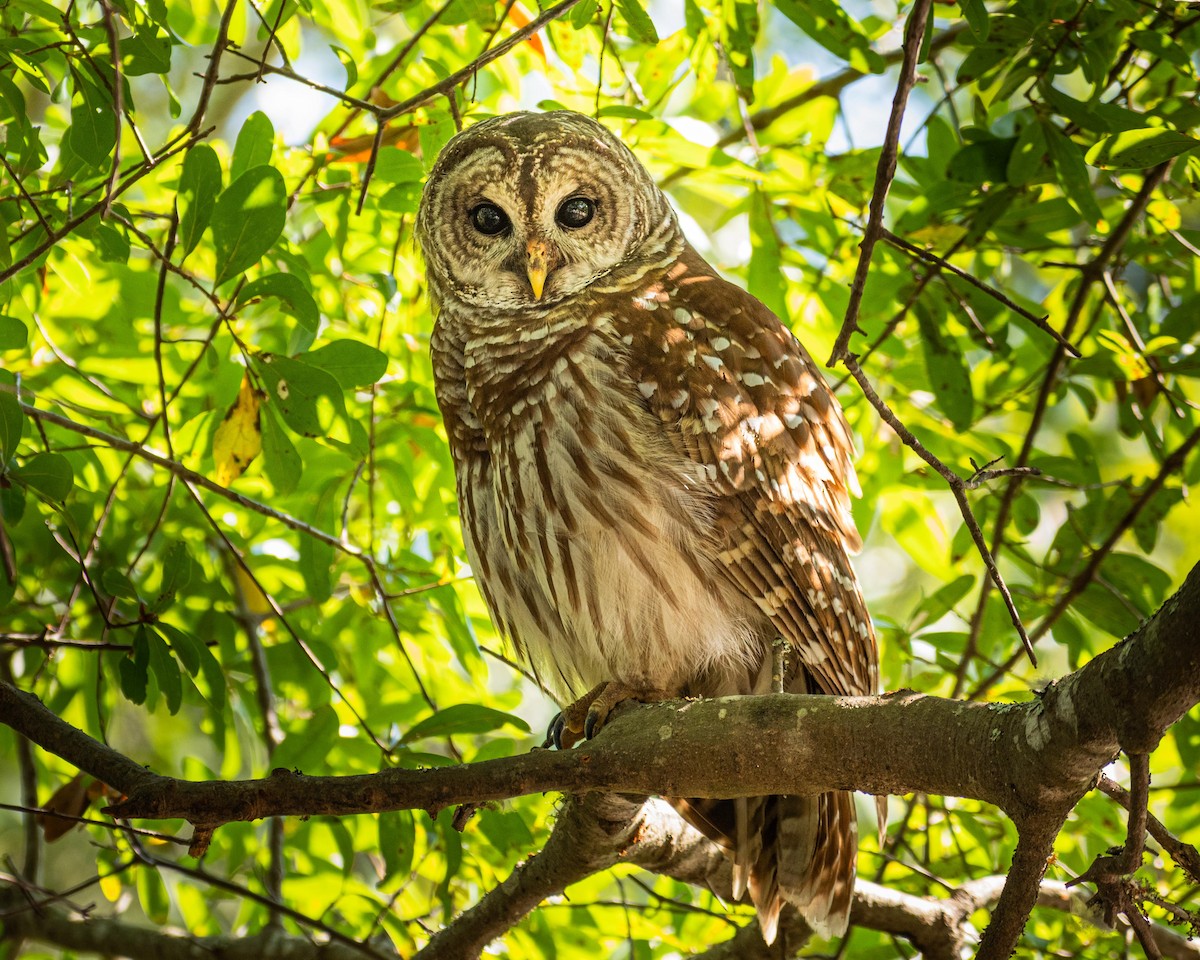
[463,323,764,702]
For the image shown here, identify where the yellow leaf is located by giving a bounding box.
[233,563,273,617]
[100,873,122,902]
[213,373,264,486]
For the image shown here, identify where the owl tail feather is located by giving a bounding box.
[776,791,856,941]
[670,792,856,945]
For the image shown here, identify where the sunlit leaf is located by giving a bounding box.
[0,389,23,464]
[212,166,287,285]
[230,111,276,181]
[178,144,222,257]
[9,452,73,501]
[1086,127,1200,169]
[401,704,531,744]
[302,339,388,388]
[212,372,264,485]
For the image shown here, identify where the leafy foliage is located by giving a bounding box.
[1,0,1198,957]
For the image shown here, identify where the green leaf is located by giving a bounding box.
[9,452,73,501]
[124,27,173,76]
[0,390,23,464]
[146,625,183,714]
[93,223,130,264]
[401,704,530,744]
[915,303,974,430]
[0,484,26,526]
[747,191,788,320]
[1043,124,1102,225]
[136,865,171,925]
[237,273,319,332]
[960,0,989,41]
[615,0,658,43]
[373,149,424,185]
[152,540,193,613]
[119,626,151,705]
[1006,121,1047,185]
[0,315,28,350]
[166,621,225,710]
[298,481,337,604]
[432,587,485,682]
[302,340,388,388]
[330,44,358,88]
[156,623,203,676]
[775,0,883,72]
[596,105,655,121]
[254,354,360,451]
[273,704,340,772]
[178,144,222,257]
[230,111,276,181]
[1085,128,1200,170]
[378,810,415,883]
[1074,582,1141,638]
[101,569,140,601]
[69,71,117,168]
[260,403,303,495]
[212,166,287,286]
[947,138,1016,185]
[914,574,975,625]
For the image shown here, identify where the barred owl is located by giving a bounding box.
[417,110,878,944]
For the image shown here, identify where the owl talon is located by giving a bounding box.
[584,703,604,741]
[544,712,579,750]
[544,681,664,749]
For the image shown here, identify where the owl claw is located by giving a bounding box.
[545,681,666,750]
[543,712,574,750]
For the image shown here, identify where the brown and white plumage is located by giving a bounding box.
[417,110,879,943]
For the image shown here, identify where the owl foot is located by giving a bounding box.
[544,681,665,749]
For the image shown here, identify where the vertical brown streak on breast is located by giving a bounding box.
[555,528,580,611]
[501,445,531,554]
[460,487,491,583]
[516,576,549,637]
[566,439,602,489]
[564,355,603,407]
[532,419,560,516]
[534,515,562,611]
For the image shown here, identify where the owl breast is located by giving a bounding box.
[455,310,765,701]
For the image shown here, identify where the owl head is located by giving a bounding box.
[416,111,677,312]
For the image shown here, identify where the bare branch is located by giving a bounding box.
[828,0,935,365]
[1,561,1195,846]
[1098,775,1200,884]
[841,354,1037,665]
[880,228,1080,357]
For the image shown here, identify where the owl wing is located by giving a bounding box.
[624,244,876,699]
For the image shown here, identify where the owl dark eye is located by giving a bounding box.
[556,196,595,229]
[470,202,510,236]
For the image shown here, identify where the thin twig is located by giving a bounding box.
[0,128,214,286]
[955,160,1175,697]
[220,49,381,113]
[187,0,239,132]
[378,0,586,122]
[98,0,123,218]
[828,0,935,366]
[881,228,1081,357]
[0,153,53,236]
[972,423,1200,697]
[1098,774,1200,884]
[842,354,1036,665]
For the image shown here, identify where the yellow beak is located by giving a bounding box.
[526,240,549,300]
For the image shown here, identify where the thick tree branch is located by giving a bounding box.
[0,885,397,960]
[1,561,1196,836]
[2,563,1197,960]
